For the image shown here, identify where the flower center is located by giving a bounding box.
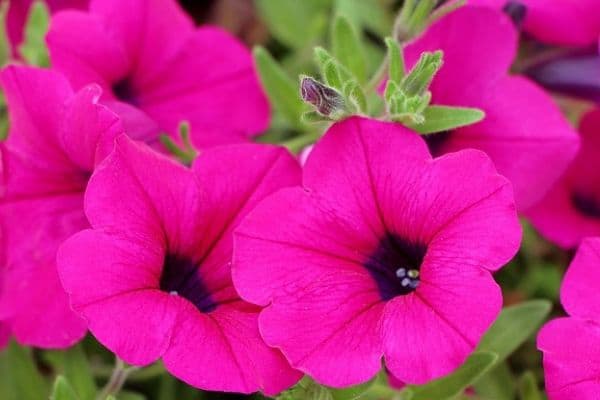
[112,77,140,106]
[364,233,426,300]
[159,254,217,313]
[572,192,600,219]
[423,130,451,156]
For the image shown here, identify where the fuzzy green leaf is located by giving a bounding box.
[477,300,552,362]
[19,1,50,66]
[385,37,405,84]
[253,46,305,128]
[62,345,97,400]
[410,105,484,134]
[405,352,498,400]
[473,362,516,400]
[332,15,367,83]
[51,376,79,400]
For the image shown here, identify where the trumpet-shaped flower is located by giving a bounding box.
[538,237,600,399]
[47,0,269,148]
[404,5,579,210]
[57,136,302,394]
[232,116,521,387]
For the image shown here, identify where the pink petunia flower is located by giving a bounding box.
[471,0,600,47]
[57,135,302,394]
[0,65,125,347]
[46,0,269,148]
[538,237,600,399]
[404,5,579,210]
[2,0,89,58]
[232,116,522,387]
[527,109,600,249]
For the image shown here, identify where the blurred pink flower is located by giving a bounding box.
[472,0,600,47]
[538,237,600,399]
[57,136,302,394]
[46,0,269,149]
[0,65,124,347]
[2,0,89,57]
[232,116,521,387]
[404,5,580,210]
[527,109,600,248]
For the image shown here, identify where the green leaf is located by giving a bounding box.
[333,0,393,38]
[117,391,146,400]
[51,376,79,400]
[19,1,50,66]
[410,105,484,134]
[332,15,367,83]
[4,341,48,400]
[279,377,333,400]
[0,1,9,66]
[385,38,405,85]
[473,362,516,400]
[477,300,552,363]
[253,46,305,128]
[405,352,498,400]
[255,0,328,49]
[62,345,97,400]
[519,371,543,400]
[401,51,443,97]
[329,375,376,400]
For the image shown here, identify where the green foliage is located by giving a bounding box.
[519,371,544,400]
[404,352,498,400]
[254,46,306,129]
[1,341,48,400]
[332,15,367,83]
[19,1,50,66]
[410,106,485,134]
[51,376,79,400]
[477,300,552,363]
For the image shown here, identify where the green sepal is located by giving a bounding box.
[402,51,443,97]
[404,352,498,400]
[253,46,305,128]
[342,80,367,114]
[19,1,50,66]
[332,15,367,83]
[385,37,406,85]
[408,105,484,134]
[50,376,79,400]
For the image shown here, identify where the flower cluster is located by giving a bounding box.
[1,0,600,399]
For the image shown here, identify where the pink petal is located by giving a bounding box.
[84,135,197,250]
[164,302,301,394]
[89,0,193,86]
[60,84,125,170]
[47,10,130,92]
[140,27,270,142]
[561,237,600,320]
[538,318,600,400]
[405,6,517,97]
[442,77,579,209]
[382,265,502,384]
[0,195,87,348]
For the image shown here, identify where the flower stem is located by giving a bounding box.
[96,358,138,400]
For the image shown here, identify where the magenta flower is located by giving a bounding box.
[0,65,124,347]
[57,136,302,394]
[527,109,600,248]
[3,0,89,57]
[538,237,600,399]
[404,5,579,210]
[472,0,600,47]
[46,0,269,148]
[232,116,521,387]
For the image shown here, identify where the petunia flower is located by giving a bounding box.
[403,5,579,210]
[46,0,269,148]
[232,116,522,387]
[0,65,125,347]
[57,135,302,394]
[538,237,600,399]
[3,0,89,58]
[471,0,600,47]
[526,109,600,248]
